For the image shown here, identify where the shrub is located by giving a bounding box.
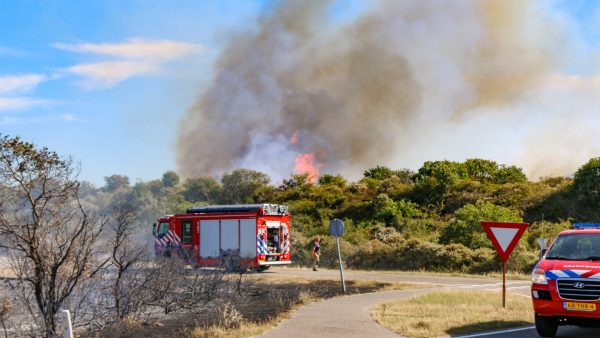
[347,237,536,274]
[439,200,522,249]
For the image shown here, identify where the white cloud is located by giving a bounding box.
[0,113,82,126]
[67,61,159,89]
[61,114,82,122]
[0,74,47,113]
[0,97,47,112]
[55,39,203,61]
[0,74,45,95]
[0,46,25,57]
[55,38,205,89]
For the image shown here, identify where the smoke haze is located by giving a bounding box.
[177,0,600,182]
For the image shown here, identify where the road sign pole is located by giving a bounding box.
[336,237,346,293]
[329,219,346,293]
[502,261,506,309]
[62,310,73,338]
[480,222,529,310]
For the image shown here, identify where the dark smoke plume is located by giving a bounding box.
[178,0,578,181]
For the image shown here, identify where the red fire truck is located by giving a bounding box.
[152,204,291,270]
[531,223,600,337]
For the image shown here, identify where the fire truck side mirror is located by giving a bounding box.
[152,223,157,237]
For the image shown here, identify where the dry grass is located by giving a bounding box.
[250,275,423,292]
[91,276,425,338]
[191,320,268,338]
[189,278,424,338]
[372,291,533,338]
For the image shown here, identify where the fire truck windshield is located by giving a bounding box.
[545,233,600,261]
[157,222,169,237]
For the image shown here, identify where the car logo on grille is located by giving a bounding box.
[573,282,585,289]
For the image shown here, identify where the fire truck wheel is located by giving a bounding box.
[535,313,558,337]
[257,265,270,272]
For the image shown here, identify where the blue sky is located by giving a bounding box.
[1,0,598,186]
[0,1,268,186]
[0,0,370,186]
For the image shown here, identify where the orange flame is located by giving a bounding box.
[295,153,320,183]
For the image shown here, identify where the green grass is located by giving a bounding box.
[372,291,533,337]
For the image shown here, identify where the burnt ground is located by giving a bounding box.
[89,274,394,338]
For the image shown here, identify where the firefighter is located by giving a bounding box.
[164,239,174,258]
[312,236,321,271]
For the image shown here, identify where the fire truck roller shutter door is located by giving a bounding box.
[200,220,219,258]
[240,219,256,258]
[220,219,239,252]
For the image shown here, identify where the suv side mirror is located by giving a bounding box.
[152,223,157,237]
[540,248,547,259]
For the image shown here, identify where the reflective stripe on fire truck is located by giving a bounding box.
[545,269,600,280]
[257,235,268,255]
[155,230,181,247]
[282,239,290,253]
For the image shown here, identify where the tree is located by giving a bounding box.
[439,200,522,249]
[574,157,600,198]
[0,135,108,337]
[220,169,270,204]
[363,166,414,183]
[318,174,347,188]
[107,207,149,322]
[411,160,468,207]
[364,166,394,180]
[372,194,398,226]
[103,174,130,193]
[463,159,498,183]
[159,192,194,215]
[463,159,527,184]
[146,256,229,315]
[414,160,468,184]
[182,176,221,203]
[161,171,180,188]
[494,165,527,184]
[372,194,421,228]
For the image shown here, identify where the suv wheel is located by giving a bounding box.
[535,313,558,337]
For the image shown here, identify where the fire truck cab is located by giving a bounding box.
[152,204,291,270]
[531,223,600,337]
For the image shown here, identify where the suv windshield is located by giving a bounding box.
[545,233,600,261]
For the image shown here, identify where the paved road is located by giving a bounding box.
[261,288,432,338]
[259,268,600,338]
[457,326,600,338]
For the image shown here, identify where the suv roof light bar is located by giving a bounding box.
[572,223,600,229]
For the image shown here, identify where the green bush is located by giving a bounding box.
[439,200,522,249]
[346,237,537,274]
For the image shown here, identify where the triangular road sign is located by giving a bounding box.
[480,222,529,262]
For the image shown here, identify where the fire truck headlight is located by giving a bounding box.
[532,268,548,285]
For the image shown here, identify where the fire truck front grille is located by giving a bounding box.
[557,278,600,301]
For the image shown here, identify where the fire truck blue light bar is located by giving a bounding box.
[572,223,600,229]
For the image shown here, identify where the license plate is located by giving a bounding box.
[563,302,596,312]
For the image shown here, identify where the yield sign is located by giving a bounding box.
[480,222,529,262]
